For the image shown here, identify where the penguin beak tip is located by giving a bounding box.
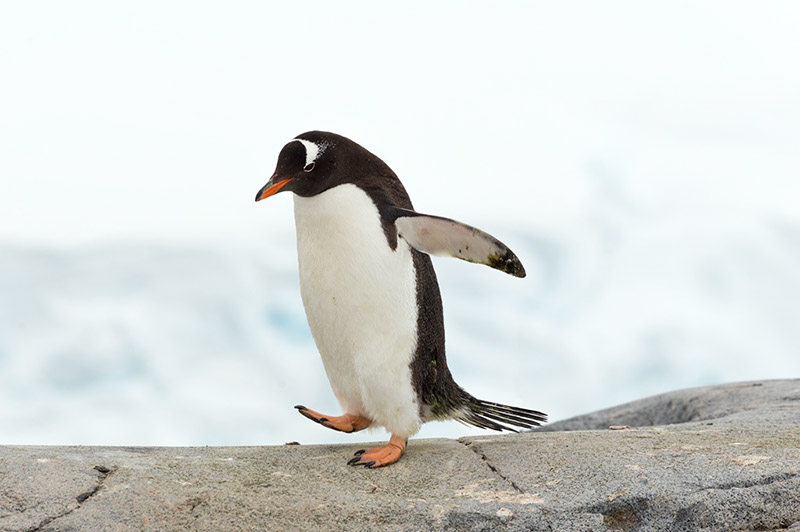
[255,177,293,202]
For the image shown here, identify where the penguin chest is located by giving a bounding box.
[293,184,421,434]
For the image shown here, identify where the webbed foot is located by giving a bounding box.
[294,405,372,433]
[348,434,407,468]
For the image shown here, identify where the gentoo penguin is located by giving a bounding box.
[255,131,546,468]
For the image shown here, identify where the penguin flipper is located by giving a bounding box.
[393,209,526,278]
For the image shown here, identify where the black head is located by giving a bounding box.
[255,131,397,202]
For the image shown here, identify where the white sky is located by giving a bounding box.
[2,2,799,249]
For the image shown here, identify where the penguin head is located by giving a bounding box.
[255,131,399,203]
[255,131,343,201]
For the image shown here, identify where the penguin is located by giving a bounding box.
[255,131,546,468]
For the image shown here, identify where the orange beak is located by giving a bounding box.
[255,178,293,202]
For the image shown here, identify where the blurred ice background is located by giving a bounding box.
[1,2,799,446]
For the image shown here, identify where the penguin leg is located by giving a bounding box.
[347,434,407,468]
[294,405,372,433]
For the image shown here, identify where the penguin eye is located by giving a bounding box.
[304,162,315,172]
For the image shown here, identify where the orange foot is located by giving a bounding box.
[347,434,407,468]
[294,405,372,433]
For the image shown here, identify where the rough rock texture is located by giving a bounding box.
[1,379,798,531]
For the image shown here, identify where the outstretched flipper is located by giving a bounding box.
[294,405,372,433]
[393,209,526,278]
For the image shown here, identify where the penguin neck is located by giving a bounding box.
[293,183,397,250]
[293,183,373,237]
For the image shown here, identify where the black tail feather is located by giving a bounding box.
[462,397,547,432]
[477,408,537,428]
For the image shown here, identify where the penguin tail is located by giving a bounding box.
[459,397,547,432]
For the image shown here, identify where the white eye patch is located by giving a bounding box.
[293,138,326,168]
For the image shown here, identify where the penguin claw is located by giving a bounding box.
[347,456,376,468]
[354,449,366,456]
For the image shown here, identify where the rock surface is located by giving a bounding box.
[1,379,798,531]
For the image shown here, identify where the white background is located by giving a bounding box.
[1,2,799,447]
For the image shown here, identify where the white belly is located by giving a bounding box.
[293,184,421,438]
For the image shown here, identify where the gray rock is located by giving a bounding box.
[537,378,800,432]
[1,379,798,531]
